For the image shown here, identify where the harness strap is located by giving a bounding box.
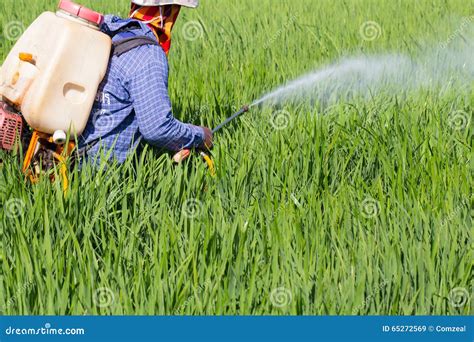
[112,36,159,57]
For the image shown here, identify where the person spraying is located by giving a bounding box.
[79,0,213,164]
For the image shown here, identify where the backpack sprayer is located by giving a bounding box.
[0,0,249,187]
[0,1,112,192]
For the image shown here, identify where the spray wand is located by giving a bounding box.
[212,105,250,134]
[173,104,252,174]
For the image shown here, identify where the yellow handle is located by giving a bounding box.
[53,152,69,194]
[200,151,216,177]
[173,149,215,176]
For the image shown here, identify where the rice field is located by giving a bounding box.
[0,0,472,315]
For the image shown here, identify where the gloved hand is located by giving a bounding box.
[172,126,213,164]
[200,126,213,150]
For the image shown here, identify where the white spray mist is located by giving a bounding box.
[252,35,474,107]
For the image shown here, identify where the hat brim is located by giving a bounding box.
[131,0,199,8]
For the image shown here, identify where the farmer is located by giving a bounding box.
[79,0,212,164]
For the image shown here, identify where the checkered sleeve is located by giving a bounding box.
[128,46,204,152]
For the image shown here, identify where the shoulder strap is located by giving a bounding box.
[112,36,159,57]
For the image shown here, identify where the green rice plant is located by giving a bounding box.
[0,0,472,315]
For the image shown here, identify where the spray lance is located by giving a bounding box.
[211,104,250,133]
[173,104,251,174]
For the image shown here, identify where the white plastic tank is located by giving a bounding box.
[0,0,112,137]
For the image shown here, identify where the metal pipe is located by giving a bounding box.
[212,105,250,134]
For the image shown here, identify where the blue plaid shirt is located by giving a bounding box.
[79,15,204,163]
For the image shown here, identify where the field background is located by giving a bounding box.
[0,0,472,315]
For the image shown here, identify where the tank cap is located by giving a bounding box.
[58,0,104,26]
